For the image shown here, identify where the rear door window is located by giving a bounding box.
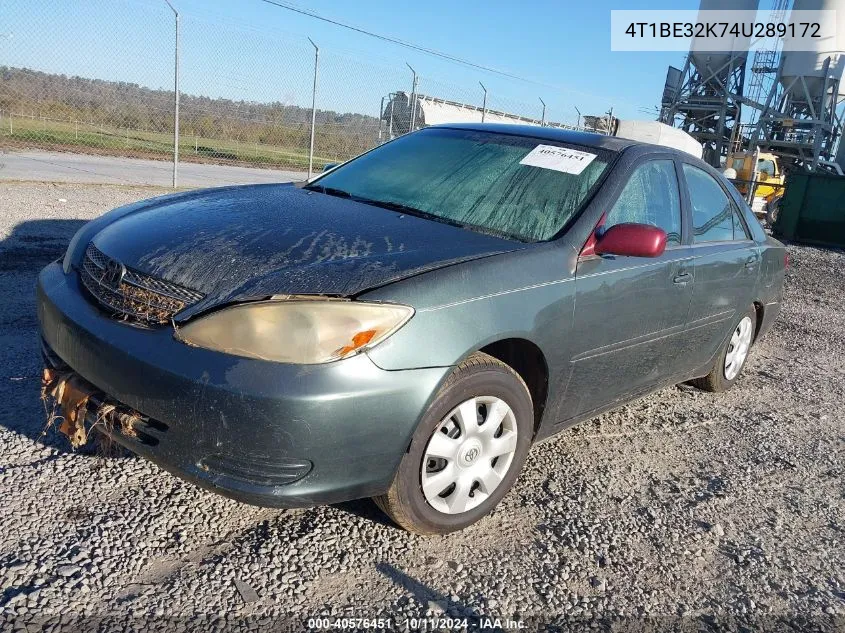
[605,160,682,246]
[683,164,737,243]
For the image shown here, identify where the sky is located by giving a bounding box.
[1,0,729,124]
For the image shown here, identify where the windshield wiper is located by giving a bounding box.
[304,186,484,233]
[358,199,468,229]
[306,186,460,225]
[303,184,356,199]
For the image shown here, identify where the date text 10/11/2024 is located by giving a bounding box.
[306,616,528,630]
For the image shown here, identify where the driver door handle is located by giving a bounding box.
[673,272,692,285]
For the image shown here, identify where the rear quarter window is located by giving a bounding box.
[683,163,750,243]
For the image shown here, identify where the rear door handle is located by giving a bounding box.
[673,272,692,284]
[745,256,759,269]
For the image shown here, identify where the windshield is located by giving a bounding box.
[757,159,776,177]
[307,128,613,242]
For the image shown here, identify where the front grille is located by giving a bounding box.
[79,243,203,325]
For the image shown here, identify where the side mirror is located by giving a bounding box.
[594,223,667,258]
[322,162,339,172]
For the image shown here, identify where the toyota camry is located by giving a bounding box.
[37,123,787,534]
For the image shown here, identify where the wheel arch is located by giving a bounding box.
[752,300,765,343]
[476,337,549,437]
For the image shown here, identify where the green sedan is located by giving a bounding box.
[38,123,786,533]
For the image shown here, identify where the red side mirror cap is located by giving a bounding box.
[594,223,667,258]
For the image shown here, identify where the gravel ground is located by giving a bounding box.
[1,182,843,632]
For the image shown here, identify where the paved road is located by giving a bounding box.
[0,149,305,188]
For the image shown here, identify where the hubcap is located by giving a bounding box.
[724,316,753,380]
[421,396,518,515]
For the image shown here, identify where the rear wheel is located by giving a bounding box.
[374,352,533,534]
[690,307,756,392]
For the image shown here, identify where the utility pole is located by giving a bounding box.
[307,37,319,179]
[539,97,546,127]
[479,82,487,123]
[163,0,180,188]
[574,106,581,129]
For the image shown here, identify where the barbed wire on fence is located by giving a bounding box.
[0,0,592,187]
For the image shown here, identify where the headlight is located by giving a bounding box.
[174,299,413,364]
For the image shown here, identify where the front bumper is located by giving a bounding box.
[37,262,451,507]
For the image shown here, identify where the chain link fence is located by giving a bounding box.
[0,0,577,186]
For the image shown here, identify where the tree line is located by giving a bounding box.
[0,66,381,159]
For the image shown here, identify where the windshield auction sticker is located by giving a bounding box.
[520,145,597,175]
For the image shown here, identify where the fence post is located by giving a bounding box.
[479,82,487,123]
[307,37,319,180]
[389,94,395,140]
[378,96,385,142]
[164,0,180,189]
[406,63,418,133]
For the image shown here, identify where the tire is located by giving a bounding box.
[690,307,757,393]
[765,197,781,227]
[374,352,533,534]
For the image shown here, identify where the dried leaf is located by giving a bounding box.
[118,411,140,438]
[41,366,67,401]
[56,376,91,448]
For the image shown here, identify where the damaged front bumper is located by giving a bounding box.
[37,262,451,507]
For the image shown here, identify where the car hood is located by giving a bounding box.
[91,183,522,319]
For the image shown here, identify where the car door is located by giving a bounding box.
[680,163,760,369]
[561,158,695,419]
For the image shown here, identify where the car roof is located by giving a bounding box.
[428,122,638,152]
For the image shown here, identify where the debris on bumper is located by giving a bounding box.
[41,367,141,448]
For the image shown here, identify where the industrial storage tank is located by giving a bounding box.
[780,0,845,98]
[381,92,569,135]
[690,0,759,83]
[614,120,703,159]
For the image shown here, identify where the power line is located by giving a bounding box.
[257,0,652,113]
[257,0,540,85]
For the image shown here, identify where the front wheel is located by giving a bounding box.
[374,352,533,534]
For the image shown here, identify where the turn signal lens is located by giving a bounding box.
[336,329,378,357]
